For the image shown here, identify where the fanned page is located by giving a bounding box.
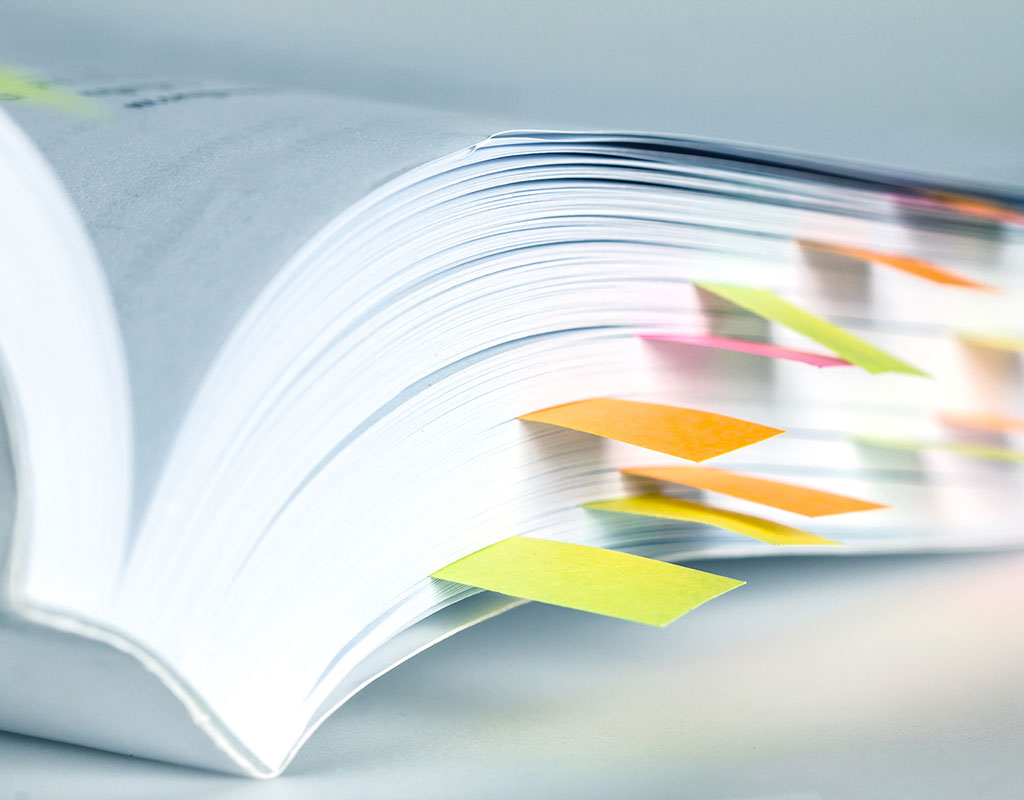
[0,66,1024,777]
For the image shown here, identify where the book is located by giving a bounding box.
[1,68,1022,777]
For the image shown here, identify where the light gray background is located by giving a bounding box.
[2,0,1024,189]
[2,2,1024,798]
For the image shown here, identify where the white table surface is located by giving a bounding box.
[3,551,1024,799]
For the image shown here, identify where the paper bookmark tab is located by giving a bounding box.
[921,190,1024,226]
[639,333,851,368]
[620,465,886,517]
[585,494,838,546]
[957,331,1024,353]
[0,65,102,117]
[695,283,927,376]
[938,412,1024,433]
[431,536,744,627]
[799,240,996,292]
[854,435,1024,464]
[519,397,783,461]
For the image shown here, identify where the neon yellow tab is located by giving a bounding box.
[519,397,783,461]
[584,494,840,546]
[0,65,103,117]
[431,536,743,627]
[695,283,927,376]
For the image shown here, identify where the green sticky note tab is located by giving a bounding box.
[695,282,927,376]
[0,65,104,117]
[853,435,1024,464]
[583,494,840,545]
[430,536,743,627]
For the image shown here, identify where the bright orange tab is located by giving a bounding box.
[519,398,783,461]
[799,239,997,292]
[938,411,1024,433]
[620,465,886,517]
[584,495,839,546]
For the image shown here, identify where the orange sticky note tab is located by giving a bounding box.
[799,239,997,291]
[938,411,1024,433]
[519,398,784,461]
[620,465,886,517]
[922,190,1024,226]
[584,494,839,546]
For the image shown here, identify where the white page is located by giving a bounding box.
[7,75,500,529]
[0,417,15,582]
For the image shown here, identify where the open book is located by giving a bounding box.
[1,72,1023,777]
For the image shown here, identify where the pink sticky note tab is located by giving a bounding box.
[640,334,852,368]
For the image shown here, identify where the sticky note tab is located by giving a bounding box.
[620,465,886,517]
[640,333,851,368]
[695,283,927,376]
[799,240,997,292]
[921,190,1024,226]
[431,536,743,627]
[584,494,839,546]
[938,412,1024,433]
[957,331,1024,353]
[0,65,102,117]
[519,397,784,461]
[853,435,1024,464]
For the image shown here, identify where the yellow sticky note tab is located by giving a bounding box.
[519,397,783,462]
[584,494,840,546]
[621,465,886,517]
[799,240,997,292]
[695,283,927,376]
[853,435,1024,464]
[431,536,743,627]
[0,65,103,117]
[957,331,1024,353]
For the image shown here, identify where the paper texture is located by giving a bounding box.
[431,536,744,627]
[639,333,851,367]
[584,495,839,546]
[695,283,927,376]
[620,465,886,517]
[520,398,784,461]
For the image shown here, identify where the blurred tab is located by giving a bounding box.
[937,411,1024,433]
[584,494,839,545]
[922,190,1024,226]
[0,63,105,117]
[621,465,886,517]
[853,434,1024,464]
[799,240,998,292]
[957,331,1024,353]
[639,333,852,368]
[695,283,927,376]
